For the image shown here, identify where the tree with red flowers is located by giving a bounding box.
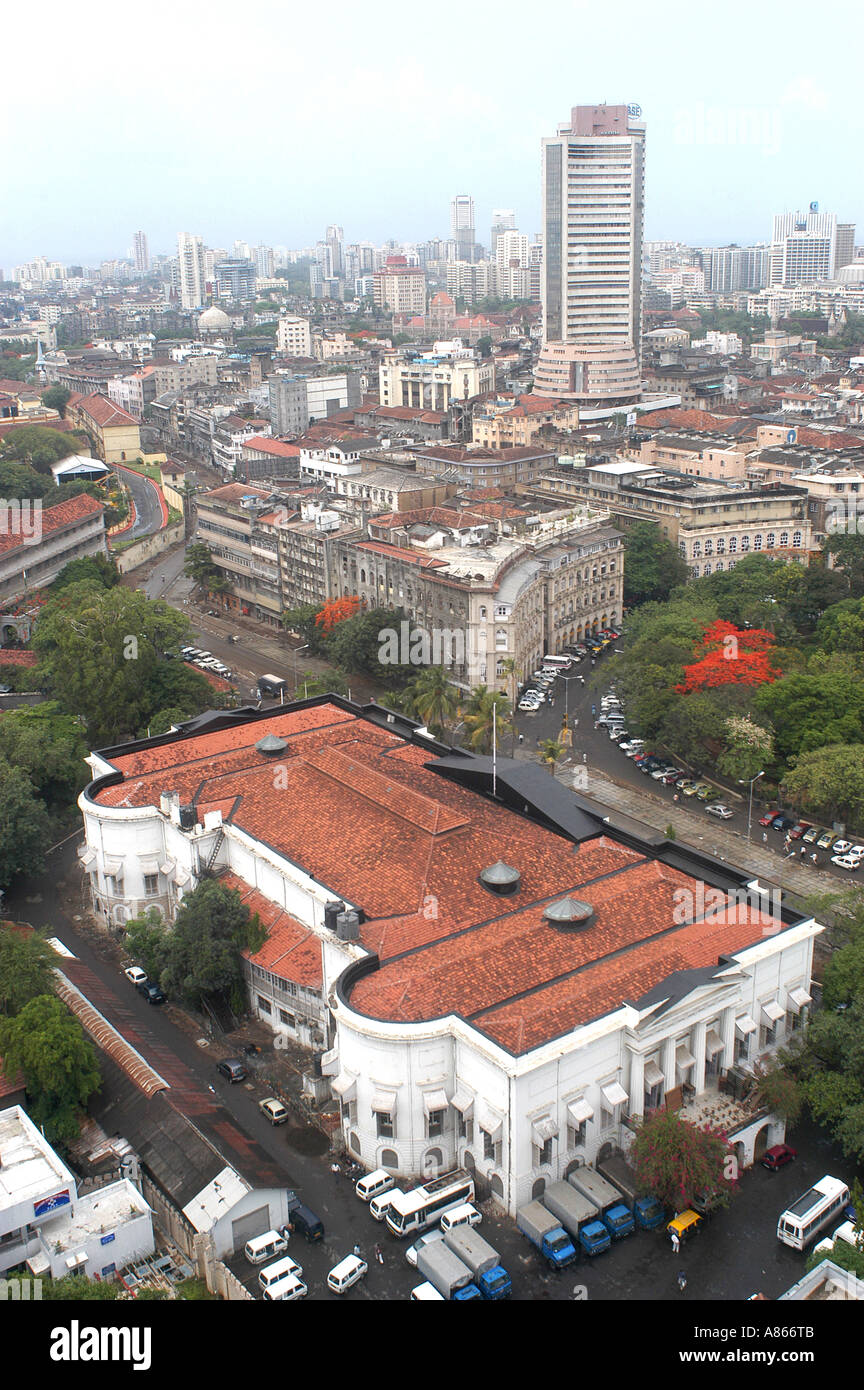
[314,595,362,635]
[675,619,780,694]
[629,1108,735,1213]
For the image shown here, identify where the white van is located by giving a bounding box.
[262,1273,307,1301]
[370,1189,402,1222]
[814,1220,861,1256]
[411,1281,445,1301]
[439,1202,481,1234]
[355,1168,396,1203]
[258,1255,304,1291]
[327,1254,368,1294]
[244,1230,289,1265]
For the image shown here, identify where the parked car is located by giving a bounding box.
[660,769,683,785]
[802,826,823,844]
[761,1144,797,1171]
[259,1097,290,1125]
[705,803,734,819]
[137,981,166,1005]
[759,811,782,827]
[831,839,854,856]
[772,815,796,831]
[789,823,812,840]
[216,1059,248,1083]
[694,784,715,801]
[817,830,839,850]
[124,966,148,986]
[681,781,702,796]
[651,765,678,780]
[831,853,861,872]
[608,728,629,742]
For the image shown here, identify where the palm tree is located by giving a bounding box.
[500,657,518,707]
[459,686,513,755]
[411,666,460,738]
[539,738,566,776]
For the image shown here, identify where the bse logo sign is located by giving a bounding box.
[628,104,642,118]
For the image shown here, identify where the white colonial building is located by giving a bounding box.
[77,699,820,1214]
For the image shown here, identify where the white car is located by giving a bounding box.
[831,853,861,871]
[124,966,147,986]
[831,840,854,856]
[405,1228,446,1269]
[705,804,735,820]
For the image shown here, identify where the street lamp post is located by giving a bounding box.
[738,770,765,843]
[292,644,309,700]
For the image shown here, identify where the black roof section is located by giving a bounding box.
[428,753,603,843]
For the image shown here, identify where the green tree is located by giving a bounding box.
[459,686,512,755]
[823,534,864,599]
[162,880,265,1011]
[125,906,170,984]
[32,583,208,745]
[183,542,229,597]
[0,425,83,473]
[41,1276,119,1301]
[0,759,52,887]
[41,385,71,417]
[475,335,493,358]
[716,716,774,783]
[751,1059,803,1124]
[622,522,689,606]
[293,672,349,700]
[815,597,864,653]
[0,929,56,1016]
[52,553,120,592]
[327,606,415,686]
[408,666,460,738]
[629,1109,734,1212]
[539,738,565,775]
[281,603,330,657]
[783,745,864,826]
[755,672,864,761]
[0,995,100,1145]
[0,703,89,812]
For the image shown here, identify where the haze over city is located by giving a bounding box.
[4,0,863,264]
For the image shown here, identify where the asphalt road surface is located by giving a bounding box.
[113,463,165,541]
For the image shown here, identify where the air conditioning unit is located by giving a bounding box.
[178,804,197,829]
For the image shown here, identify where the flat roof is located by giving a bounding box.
[87,701,803,1056]
[0,1106,76,1209]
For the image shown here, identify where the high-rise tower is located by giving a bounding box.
[534,104,644,406]
[450,195,476,261]
[177,233,206,310]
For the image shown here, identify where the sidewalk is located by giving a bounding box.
[548,760,836,902]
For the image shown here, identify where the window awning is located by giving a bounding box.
[423,1089,449,1116]
[371,1090,397,1114]
[736,1014,757,1036]
[331,1073,356,1102]
[788,987,812,1011]
[139,856,160,874]
[531,1115,558,1145]
[643,1061,665,1089]
[175,867,191,885]
[320,1046,340,1077]
[568,1099,594,1126]
[159,860,176,879]
[705,1030,724,1058]
[676,1045,696,1070]
[103,858,123,876]
[761,1000,785,1023]
[451,1085,474,1117]
[78,846,96,867]
[482,1114,503,1143]
[602,1082,628,1108]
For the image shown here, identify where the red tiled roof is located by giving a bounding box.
[74,393,138,428]
[89,702,793,1054]
[241,436,301,458]
[0,492,103,559]
[0,649,37,666]
[200,482,271,503]
[353,540,449,569]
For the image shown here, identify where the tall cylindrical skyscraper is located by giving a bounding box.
[534,104,644,406]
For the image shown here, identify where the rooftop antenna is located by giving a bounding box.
[492,700,497,797]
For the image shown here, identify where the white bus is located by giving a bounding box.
[542,655,571,669]
[385,1168,475,1238]
[777,1175,850,1251]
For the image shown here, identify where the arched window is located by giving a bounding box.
[766,532,775,548]
[779,531,789,546]
[792,531,802,547]
[379,1148,398,1170]
[741,535,750,552]
[728,536,737,553]
[704,539,713,555]
[753,534,762,550]
[360,569,366,584]
[479,605,487,620]
[716,537,726,554]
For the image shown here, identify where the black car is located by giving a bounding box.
[216,1058,248,1083]
[136,980,166,1005]
[281,1192,324,1242]
[772,814,797,832]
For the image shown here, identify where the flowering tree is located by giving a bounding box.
[629,1109,735,1212]
[314,595,362,635]
[717,715,774,783]
[675,619,780,694]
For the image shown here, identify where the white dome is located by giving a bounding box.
[837,263,864,284]
[197,306,232,329]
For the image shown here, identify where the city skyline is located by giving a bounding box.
[3,0,863,267]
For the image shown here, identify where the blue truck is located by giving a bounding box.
[567,1167,636,1240]
[417,1241,482,1301]
[443,1227,512,1299]
[597,1153,665,1230]
[516,1200,579,1269]
[543,1180,611,1256]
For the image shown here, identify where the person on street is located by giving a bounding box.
[353,1243,362,1258]
[670,1229,680,1255]
[677,1270,687,1293]
[762,831,768,845]
[374,1243,384,1265]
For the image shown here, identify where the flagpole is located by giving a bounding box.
[492,701,497,797]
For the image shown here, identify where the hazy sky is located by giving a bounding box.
[4,0,863,267]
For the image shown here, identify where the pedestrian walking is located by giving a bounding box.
[591,705,596,717]
[762,831,768,845]
[677,1270,687,1294]
[673,793,679,803]
[582,752,588,764]
[670,1229,680,1256]
[799,846,807,858]
[374,1243,384,1265]
[353,1243,362,1258]
[811,852,820,867]
[330,1162,341,1176]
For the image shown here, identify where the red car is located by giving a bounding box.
[789,823,812,840]
[758,811,782,827]
[761,1144,797,1171]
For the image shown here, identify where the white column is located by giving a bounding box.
[628,1052,644,1120]
[662,1036,676,1092]
[692,1020,707,1094]
[721,1006,736,1070]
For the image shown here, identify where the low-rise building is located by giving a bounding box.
[77,698,820,1213]
[380,347,494,413]
[413,443,555,490]
[0,492,106,604]
[66,393,142,463]
[195,483,283,626]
